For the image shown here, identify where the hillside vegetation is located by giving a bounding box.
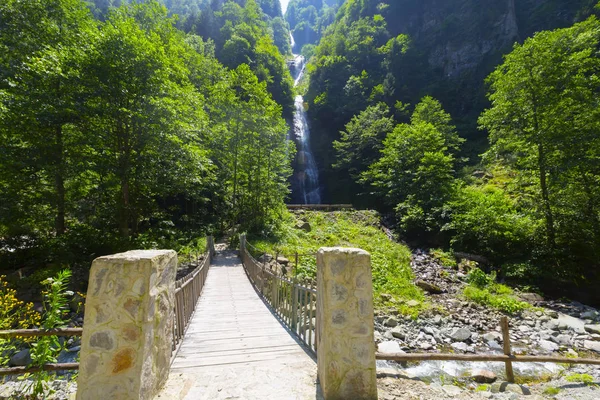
[302,0,600,304]
[248,210,426,316]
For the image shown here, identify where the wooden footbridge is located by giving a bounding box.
[157,248,320,399]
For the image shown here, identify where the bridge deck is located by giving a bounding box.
[157,250,320,400]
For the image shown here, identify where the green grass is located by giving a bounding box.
[565,373,594,384]
[475,384,490,392]
[463,268,530,314]
[248,210,426,316]
[176,237,207,264]
[430,248,457,268]
[543,387,561,395]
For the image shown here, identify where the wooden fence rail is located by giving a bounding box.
[171,236,214,358]
[0,328,83,376]
[376,316,600,382]
[240,236,317,355]
[0,328,83,339]
[0,236,214,376]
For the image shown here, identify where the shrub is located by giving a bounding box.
[464,268,530,314]
[0,276,41,365]
[565,373,594,384]
[446,185,537,263]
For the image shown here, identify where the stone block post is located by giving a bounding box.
[240,234,246,254]
[316,248,377,400]
[77,250,178,400]
[207,235,216,257]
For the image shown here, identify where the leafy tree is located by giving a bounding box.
[363,98,460,242]
[332,103,394,204]
[217,0,294,115]
[83,1,213,238]
[445,184,537,263]
[479,15,600,273]
[0,0,98,236]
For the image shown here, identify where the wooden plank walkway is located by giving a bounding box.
[156,250,321,400]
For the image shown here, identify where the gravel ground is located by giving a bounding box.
[0,379,76,400]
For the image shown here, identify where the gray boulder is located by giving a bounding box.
[377,341,403,354]
[9,349,31,367]
[415,280,444,294]
[539,339,559,352]
[584,340,600,352]
[450,327,472,342]
[584,324,600,335]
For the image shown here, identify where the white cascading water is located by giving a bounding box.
[290,34,321,204]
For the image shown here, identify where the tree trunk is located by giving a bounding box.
[537,142,555,249]
[119,179,130,239]
[117,119,131,239]
[55,125,66,236]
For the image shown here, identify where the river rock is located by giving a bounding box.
[471,369,497,383]
[378,341,403,354]
[584,340,600,352]
[539,339,559,352]
[406,300,420,308]
[519,293,544,303]
[390,327,406,340]
[9,349,31,367]
[584,324,600,334]
[295,221,311,232]
[415,280,443,294]
[483,332,502,343]
[581,310,598,320]
[276,256,289,265]
[491,382,531,395]
[451,342,469,352]
[380,293,393,302]
[441,385,463,397]
[551,334,571,346]
[556,314,587,334]
[450,327,472,342]
[384,317,399,327]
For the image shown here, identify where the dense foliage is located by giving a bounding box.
[306,0,597,203]
[0,0,293,270]
[249,210,425,316]
[284,0,340,52]
[311,1,600,303]
[88,0,295,115]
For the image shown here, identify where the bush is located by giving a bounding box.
[249,210,426,316]
[464,268,530,314]
[467,267,494,288]
[565,373,594,384]
[446,185,537,263]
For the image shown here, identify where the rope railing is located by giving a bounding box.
[171,236,215,359]
[240,235,318,356]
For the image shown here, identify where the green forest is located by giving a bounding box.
[2,0,600,307]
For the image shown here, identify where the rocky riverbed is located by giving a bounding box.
[375,250,600,398]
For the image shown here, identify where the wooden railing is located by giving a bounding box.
[0,328,83,376]
[377,315,600,382]
[240,236,317,355]
[172,236,214,357]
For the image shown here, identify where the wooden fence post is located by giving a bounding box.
[292,284,298,331]
[501,316,515,383]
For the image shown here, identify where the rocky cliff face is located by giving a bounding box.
[387,0,592,79]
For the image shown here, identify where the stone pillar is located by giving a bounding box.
[239,234,246,253]
[207,235,216,257]
[77,250,178,400]
[316,248,377,400]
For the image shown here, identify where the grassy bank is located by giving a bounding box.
[248,210,426,316]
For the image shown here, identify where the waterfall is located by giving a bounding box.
[290,51,321,204]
